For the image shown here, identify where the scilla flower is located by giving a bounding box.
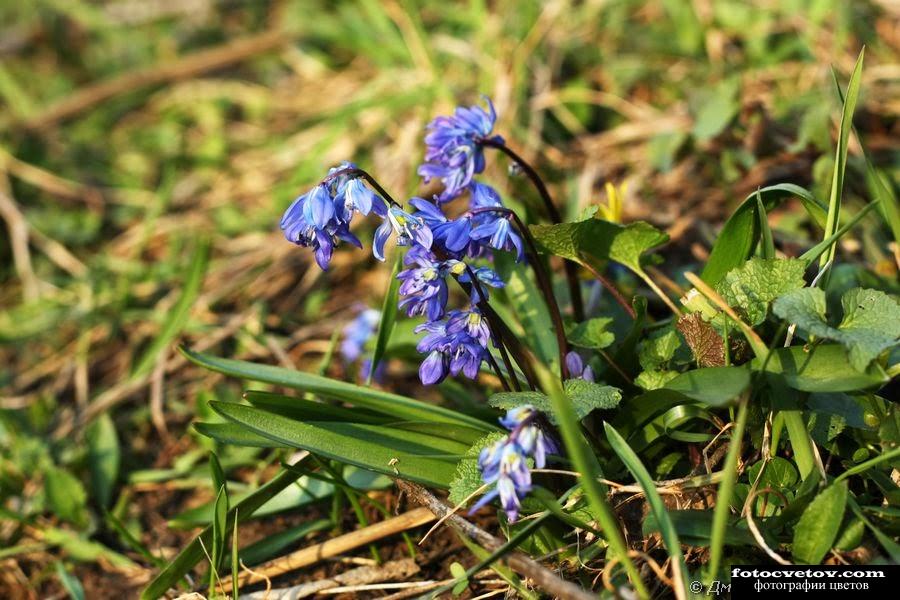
[471,438,531,522]
[374,206,433,261]
[397,246,451,321]
[418,97,504,202]
[409,198,475,256]
[472,405,559,521]
[280,183,362,270]
[415,309,490,385]
[565,351,595,382]
[282,162,390,270]
[341,307,381,363]
[469,182,524,261]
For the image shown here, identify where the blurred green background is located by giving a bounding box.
[1,0,897,597]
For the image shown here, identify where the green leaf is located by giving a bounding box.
[55,563,86,600]
[635,369,679,391]
[44,466,88,527]
[193,422,291,448]
[820,49,864,270]
[692,78,740,140]
[716,258,807,326]
[530,219,668,275]
[701,184,826,286]
[448,432,506,507]
[567,317,615,349]
[792,481,848,563]
[210,485,228,579]
[638,328,682,371]
[209,453,227,496]
[180,347,492,432]
[243,390,388,424]
[210,402,465,487]
[643,510,755,546]
[755,344,888,392]
[664,366,750,406]
[495,252,558,370]
[605,423,688,598]
[132,239,209,379]
[142,459,310,600]
[487,381,622,424]
[43,528,138,570]
[773,287,900,371]
[85,413,120,509]
[368,253,401,384]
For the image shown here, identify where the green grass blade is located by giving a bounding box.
[800,200,880,264]
[368,252,402,384]
[532,360,648,598]
[819,48,864,273]
[756,190,775,260]
[180,347,493,432]
[705,395,749,582]
[604,423,688,600]
[140,457,311,600]
[132,239,210,379]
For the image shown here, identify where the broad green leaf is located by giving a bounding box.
[664,367,750,406]
[716,258,807,326]
[210,402,464,487]
[792,481,848,563]
[773,287,900,371]
[567,317,615,349]
[448,432,506,506]
[368,253,401,384]
[701,184,826,286]
[243,390,388,424]
[692,78,739,140]
[756,344,888,392]
[142,458,311,599]
[44,466,88,527]
[605,423,688,598]
[530,219,668,275]
[747,457,799,491]
[635,369,679,391]
[132,239,209,379]
[638,328,682,371]
[86,413,120,508]
[181,348,492,432]
[43,528,137,570]
[488,380,621,424]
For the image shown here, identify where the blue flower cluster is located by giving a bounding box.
[280,98,523,386]
[281,162,430,270]
[340,306,384,381]
[471,405,559,522]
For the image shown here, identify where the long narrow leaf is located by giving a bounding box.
[368,252,402,384]
[181,347,493,432]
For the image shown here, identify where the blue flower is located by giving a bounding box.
[341,307,381,363]
[446,307,491,348]
[418,97,503,202]
[281,163,390,270]
[499,405,559,470]
[468,183,524,261]
[471,439,532,522]
[409,197,474,256]
[565,351,595,382]
[414,310,489,385]
[281,184,362,270]
[373,207,433,261]
[397,247,450,321]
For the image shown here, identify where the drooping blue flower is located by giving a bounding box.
[282,163,390,270]
[414,310,490,385]
[409,197,474,256]
[397,247,450,321]
[446,307,491,348]
[499,405,560,470]
[471,439,532,522]
[565,351,595,382]
[418,97,504,202]
[373,206,433,261]
[281,184,362,270]
[341,307,381,363]
[468,182,524,261]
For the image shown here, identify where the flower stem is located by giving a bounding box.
[471,206,570,380]
[481,138,584,321]
[462,263,519,392]
[321,167,403,209]
[579,260,636,319]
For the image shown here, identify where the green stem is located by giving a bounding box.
[706,395,749,581]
